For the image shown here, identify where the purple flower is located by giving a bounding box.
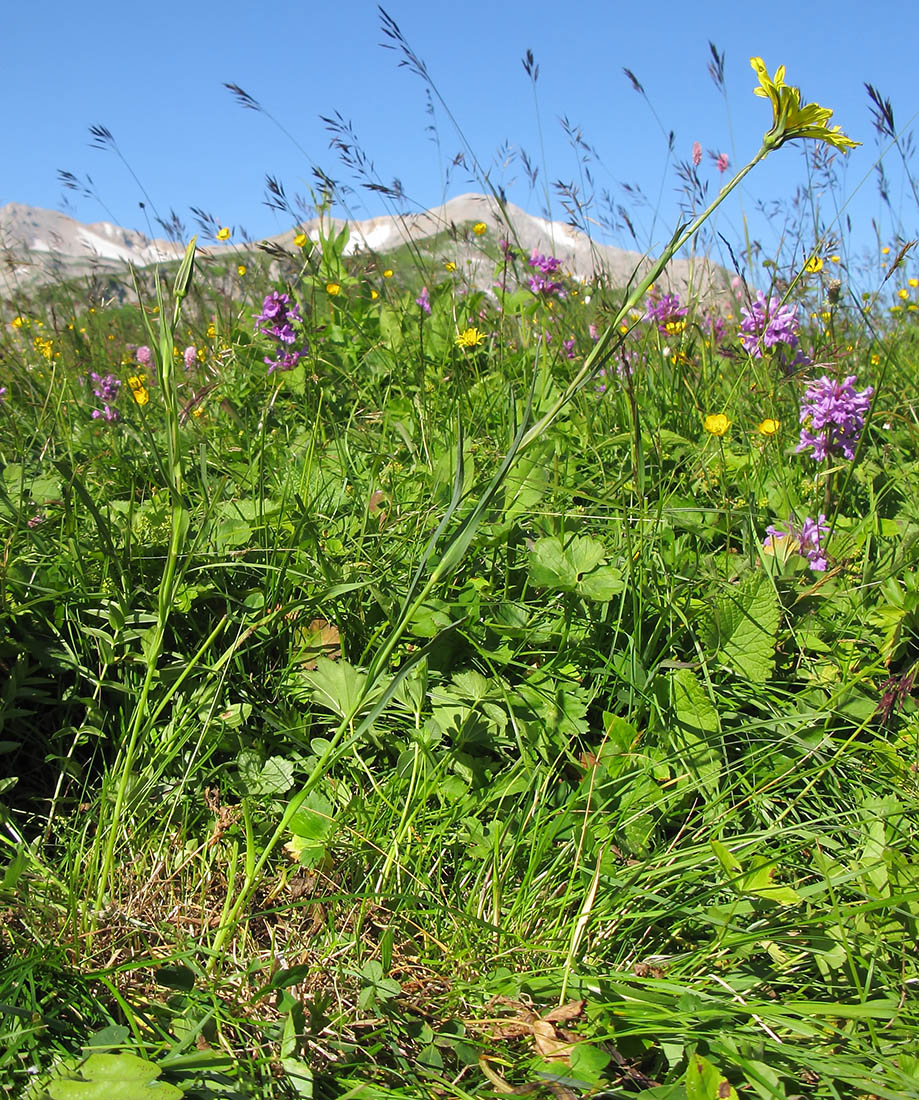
[255,291,307,373]
[645,293,687,332]
[183,346,197,371]
[765,514,829,572]
[562,338,576,360]
[528,249,565,296]
[415,286,431,315]
[739,292,799,357]
[136,345,153,368]
[704,312,726,344]
[692,141,702,167]
[90,371,121,419]
[716,152,730,173]
[796,374,873,461]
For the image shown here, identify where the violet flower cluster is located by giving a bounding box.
[645,293,687,332]
[764,514,829,572]
[415,286,431,315]
[796,374,873,461]
[739,291,800,357]
[256,291,306,374]
[528,249,564,296]
[90,371,121,421]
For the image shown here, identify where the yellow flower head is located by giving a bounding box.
[237,264,247,276]
[206,323,217,339]
[704,412,731,437]
[830,255,841,264]
[751,58,859,152]
[294,232,308,248]
[898,287,909,300]
[804,256,823,273]
[871,353,881,365]
[370,289,379,300]
[444,260,457,272]
[216,226,231,241]
[472,221,487,236]
[909,278,918,288]
[326,282,341,296]
[383,269,394,279]
[881,245,890,255]
[758,418,780,436]
[131,386,150,406]
[455,326,486,349]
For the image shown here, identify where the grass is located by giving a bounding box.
[2,23,919,1100]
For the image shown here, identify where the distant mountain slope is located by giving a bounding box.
[0,194,729,301]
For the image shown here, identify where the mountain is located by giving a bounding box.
[0,194,729,301]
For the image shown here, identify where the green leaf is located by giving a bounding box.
[48,1053,184,1099]
[529,535,622,601]
[287,791,335,867]
[685,1053,737,1100]
[669,669,722,801]
[302,657,368,718]
[706,573,779,683]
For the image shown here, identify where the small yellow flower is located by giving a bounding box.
[830,255,841,264]
[192,406,204,418]
[881,245,890,255]
[890,305,902,313]
[444,260,457,272]
[383,269,394,279]
[909,278,919,288]
[237,264,247,276]
[898,288,909,300]
[871,353,881,365]
[455,327,486,349]
[206,323,217,339]
[472,221,487,236]
[127,374,145,391]
[370,289,379,300]
[751,57,858,152]
[294,232,308,248]
[758,418,780,436]
[664,319,686,336]
[704,412,731,437]
[11,316,27,328]
[217,227,231,241]
[132,386,150,406]
[326,282,341,296]
[804,256,823,273]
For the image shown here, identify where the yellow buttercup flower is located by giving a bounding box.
[216,227,231,241]
[455,327,486,349]
[207,323,217,339]
[758,418,780,436]
[237,264,247,276]
[294,232,308,248]
[444,261,457,272]
[370,289,379,300]
[704,412,731,437]
[472,221,487,236]
[751,58,859,152]
[326,282,341,296]
[898,288,909,300]
[830,255,841,264]
[881,246,890,255]
[383,269,394,279]
[804,256,823,273]
[871,353,881,365]
[909,278,918,288]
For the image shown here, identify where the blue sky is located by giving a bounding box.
[6,0,916,271]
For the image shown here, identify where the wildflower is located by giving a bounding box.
[127,376,150,406]
[877,668,915,724]
[528,249,565,296]
[183,346,197,371]
[751,57,859,152]
[294,232,308,248]
[326,283,341,296]
[415,286,431,315]
[692,140,702,166]
[881,246,890,255]
[716,152,730,173]
[704,413,731,436]
[136,345,153,368]
[383,269,394,279]
[237,264,247,276]
[206,323,217,339]
[764,514,829,571]
[370,289,379,300]
[804,256,823,273]
[645,292,687,332]
[705,313,726,344]
[444,260,457,272]
[217,227,231,241]
[33,336,55,360]
[871,353,881,366]
[472,221,487,235]
[739,291,799,357]
[90,371,121,420]
[27,513,44,529]
[830,255,841,264]
[796,374,873,461]
[256,291,307,374]
[455,327,486,349]
[758,418,781,436]
[11,316,26,328]
[562,338,576,359]
[898,288,909,300]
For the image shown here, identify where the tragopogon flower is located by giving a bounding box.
[751,57,859,152]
